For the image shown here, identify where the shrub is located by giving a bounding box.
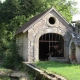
[0,52,4,61]
[2,42,23,70]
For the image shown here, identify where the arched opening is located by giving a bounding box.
[71,42,76,61]
[39,33,64,61]
[49,17,55,24]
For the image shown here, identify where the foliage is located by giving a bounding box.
[35,61,80,80]
[2,42,23,69]
[0,0,78,68]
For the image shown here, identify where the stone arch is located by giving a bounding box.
[39,33,64,61]
[33,28,66,61]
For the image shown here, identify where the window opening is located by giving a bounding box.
[39,33,64,61]
[49,17,55,24]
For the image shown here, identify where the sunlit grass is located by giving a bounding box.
[35,61,80,80]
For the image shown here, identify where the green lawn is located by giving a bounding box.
[35,61,80,80]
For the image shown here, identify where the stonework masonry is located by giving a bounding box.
[27,13,72,62]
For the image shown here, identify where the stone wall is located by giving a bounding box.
[16,32,28,61]
[28,12,72,62]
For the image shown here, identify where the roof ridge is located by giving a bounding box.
[16,7,70,34]
[16,8,52,34]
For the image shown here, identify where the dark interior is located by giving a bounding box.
[49,17,55,24]
[39,42,49,61]
[39,33,64,61]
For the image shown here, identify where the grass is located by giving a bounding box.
[35,61,80,80]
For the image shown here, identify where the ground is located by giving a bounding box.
[0,69,33,80]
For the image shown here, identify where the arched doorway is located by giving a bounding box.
[39,33,64,61]
[71,42,76,61]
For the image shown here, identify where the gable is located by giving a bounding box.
[16,7,73,35]
[16,8,50,34]
[41,11,69,30]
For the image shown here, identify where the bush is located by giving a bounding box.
[2,42,23,70]
[0,52,4,61]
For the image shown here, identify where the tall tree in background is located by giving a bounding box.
[0,0,77,60]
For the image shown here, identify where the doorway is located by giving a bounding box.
[39,33,64,61]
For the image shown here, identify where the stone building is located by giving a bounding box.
[16,7,76,62]
[69,21,80,63]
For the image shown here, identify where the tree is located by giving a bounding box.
[0,0,77,62]
[19,0,77,21]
